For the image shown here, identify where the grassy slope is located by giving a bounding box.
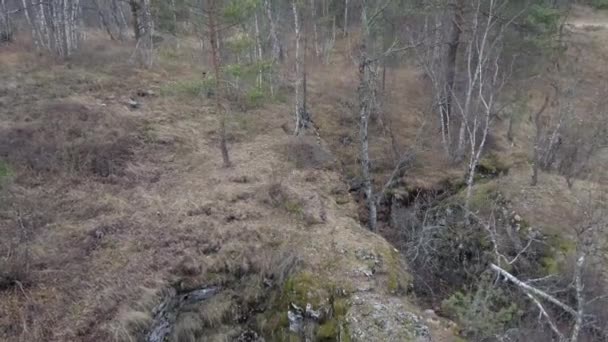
[0,36,455,341]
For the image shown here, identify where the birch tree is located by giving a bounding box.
[444,0,514,218]
[292,0,310,135]
[130,0,154,67]
[264,0,282,62]
[22,0,83,57]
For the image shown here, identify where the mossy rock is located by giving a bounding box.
[382,248,412,294]
[281,272,329,308]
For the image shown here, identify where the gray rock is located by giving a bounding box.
[346,293,432,342]
[126,98,140,109]
[288,309,303,333]
[305,303,322,321]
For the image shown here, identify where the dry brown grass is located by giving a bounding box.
[3,12,606,340]
[0,35,425,341]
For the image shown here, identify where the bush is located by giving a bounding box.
[442,278,522,340]
[246,87,266,108]
[0,102,138,179]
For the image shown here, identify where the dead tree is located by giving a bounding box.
[489,198,606,342]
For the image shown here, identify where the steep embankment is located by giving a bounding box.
[0,41,454,341]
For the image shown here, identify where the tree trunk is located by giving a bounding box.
[292,0,305,135]
[206,0,231,167]
[129,0,141,40]
[449,0,466,161]
[111,0,128,40]
[531,95,550,186]
[0,0,13,42]
[264,0,282,62]
[134,0,153,66]
[254,11,263,88]
[310,0,320,57]
[93,0,116,40]
[343,0,348,36]
[358,2,377,231]
[170,0,178,35]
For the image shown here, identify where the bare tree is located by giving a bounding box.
[22,0,83,57]
[205,0,231,167]
[450,0,512,218]
[531,93,551,186]
[264,0,282,62]
[489,196,606,342]
[343,0,348,36]
[292,0,310,135]
[357,0,378,231]
[0,0,13,42]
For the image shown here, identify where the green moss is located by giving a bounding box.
[284,201,304,217]
[317,319,338,340]
[552,235,576,254]
[468,182,499,211]
[282,272,327,308]
[160,78,214,98]
[382,248,410,294]
[333,298,349,317]
[477,154,510,177]
[0,160,12,189]
[540,256,559,274]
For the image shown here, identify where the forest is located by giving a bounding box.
[0,0,607,341]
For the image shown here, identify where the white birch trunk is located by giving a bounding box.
[310,0,320,57]
[343,0,348,36]
[358,1,377,231]
[292,0,304,135]
[254,11,263,88]
[264,0,281,63]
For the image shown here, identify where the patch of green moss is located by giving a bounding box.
[550,235,577,254]
[282,272,327,308]
[382,248,410,294]
[283,201,304,217]
[540,256,559,274]
[0,160,12,188]
[468,182,500,211]
[333,298,349,317]
[160,78,214,98]
[317,319,338,340]
[477,154,510,177]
